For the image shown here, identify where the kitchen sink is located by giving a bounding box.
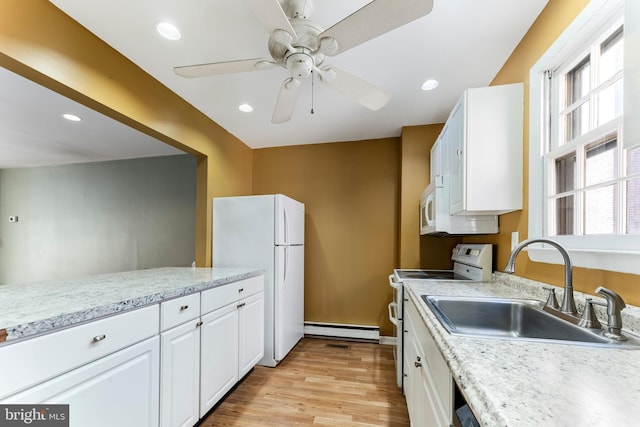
[422,295,640,348]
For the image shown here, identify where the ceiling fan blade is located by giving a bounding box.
[319,0,433,56]
[272,78,302,124]
[319,66,390,111]
[248,0,297,40]
[174,58,275,78]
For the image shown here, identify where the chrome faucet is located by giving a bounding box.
[504,238,577,316]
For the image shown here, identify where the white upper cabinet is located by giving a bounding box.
[446,83,524,216]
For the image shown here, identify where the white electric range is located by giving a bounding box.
[388,243,493,389]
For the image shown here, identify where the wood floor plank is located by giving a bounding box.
[199,338,409,427]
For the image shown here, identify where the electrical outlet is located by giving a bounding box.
[511,231,519,252]
[9,216,19,223]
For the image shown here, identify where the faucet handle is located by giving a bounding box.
[578,298,602,329]
[595,286,627,341]
[542,287,560,310]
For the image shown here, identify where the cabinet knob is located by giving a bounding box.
[180,305,189,311]
[237,302,246,309]
[414,361,422,368]
[92,334,107,343]
[238,288,244,293]
[456,149,463,156]
[196,321,203,328]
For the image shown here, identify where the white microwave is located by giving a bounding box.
[419,175,499,235]
[419,181,437,235]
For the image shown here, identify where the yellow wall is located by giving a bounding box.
[464,0,640,306]
[253,139,399,335]
[0,0,253,267]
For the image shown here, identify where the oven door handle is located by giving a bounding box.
[388,302,399,326]
[388,274,399,290]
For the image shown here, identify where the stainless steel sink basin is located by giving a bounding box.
[422,295,640,348]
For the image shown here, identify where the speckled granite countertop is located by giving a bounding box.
[0,267,263,343]
[405,273,640,427]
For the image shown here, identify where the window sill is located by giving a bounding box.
[527,246,640,275]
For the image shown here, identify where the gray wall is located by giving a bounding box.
[0,155,196,284]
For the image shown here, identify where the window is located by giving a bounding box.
[528,0,640,274]
[547,21,626,238]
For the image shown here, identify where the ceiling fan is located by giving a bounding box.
[174,0,434,123]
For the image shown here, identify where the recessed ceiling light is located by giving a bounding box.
[238,104,253,113]
[62,113,82,122]
[421,79,440,91]
[155,21,181,40]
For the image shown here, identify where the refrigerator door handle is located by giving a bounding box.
[283,246,288,284]
[283,207,289,244]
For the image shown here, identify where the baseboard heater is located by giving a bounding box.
[304,322,380,342]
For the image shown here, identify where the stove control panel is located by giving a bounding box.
[451,244,492,270]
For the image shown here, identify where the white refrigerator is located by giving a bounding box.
[212,194,304,367]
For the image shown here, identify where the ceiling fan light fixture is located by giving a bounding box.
[238,104,254,113]
[155,21,181,40]
[62,113,82,122]
[421,79,440,91]
[286,52,313,79]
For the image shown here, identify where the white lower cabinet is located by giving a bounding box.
[4,336,160,427]
[200,286,265,417]
[200,303,239,416]
[238,292,265,377]
[161,275,265,425]
[160,319,201,427]
[404,297,453,427]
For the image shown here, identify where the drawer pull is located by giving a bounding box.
[237,302,246,309]
[180,305,189,311]
[238,288,244,293]
[92,334,107,343]
[415,356,422,368]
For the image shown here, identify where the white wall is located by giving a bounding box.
[0,155,196,284]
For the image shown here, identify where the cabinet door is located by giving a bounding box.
[4,336,160,427]
[448,97,465,215]
[160,320,201,427]
[405,299,454,427]
[238,292,265,377]
[199,303,239,417]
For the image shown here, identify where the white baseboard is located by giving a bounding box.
[378,336,396,346]
[304,322,380,342]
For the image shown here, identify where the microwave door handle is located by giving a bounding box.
[426,192,436,226]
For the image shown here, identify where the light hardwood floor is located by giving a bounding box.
[199,338,410,427]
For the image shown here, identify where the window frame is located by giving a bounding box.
[527,0,640,274]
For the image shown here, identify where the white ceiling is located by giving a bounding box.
[48,0,549,149]
[0,67,184,169]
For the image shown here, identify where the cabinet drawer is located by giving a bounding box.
[160,292,201,331]
[0,304,159,399]
[201,275,264,314]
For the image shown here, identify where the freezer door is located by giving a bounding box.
[274,245,304,361]
[275,195,304,245]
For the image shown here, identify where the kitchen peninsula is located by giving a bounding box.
[0,267,265,427]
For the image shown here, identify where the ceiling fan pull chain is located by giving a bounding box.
[310,70,315,115]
